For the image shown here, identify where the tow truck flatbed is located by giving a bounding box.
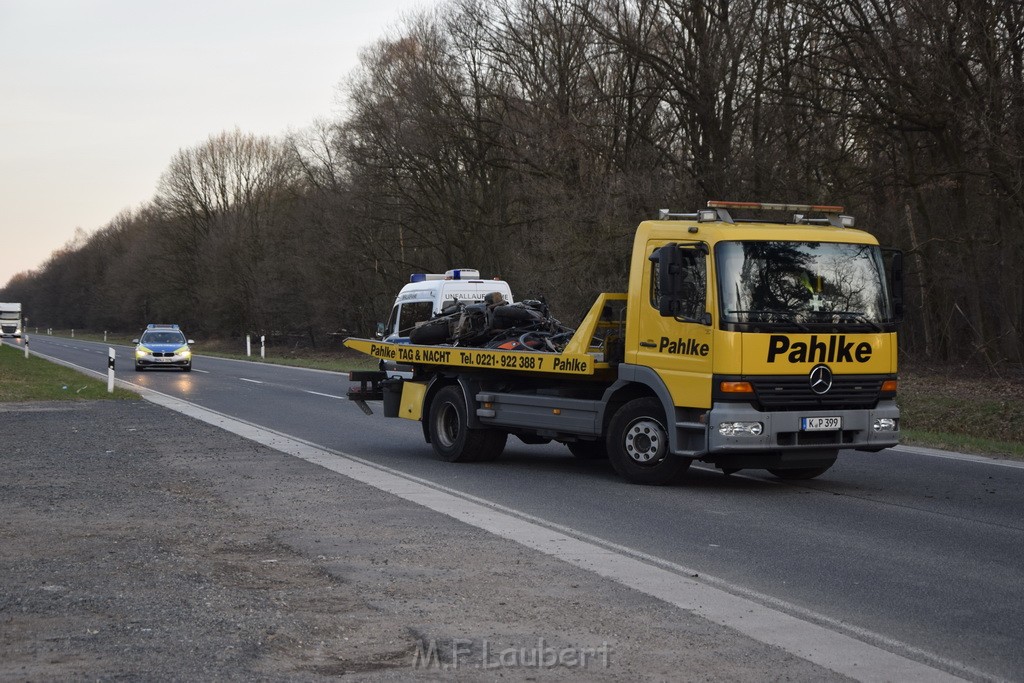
[343,292,627,378]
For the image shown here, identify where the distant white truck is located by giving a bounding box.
[0,302,22,338]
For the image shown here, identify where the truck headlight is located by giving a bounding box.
[873,418,898,432]
[719,422,763,437]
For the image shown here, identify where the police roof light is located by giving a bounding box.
[410,273,449,282]
[445,268,480,280]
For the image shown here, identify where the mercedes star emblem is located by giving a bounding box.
[809,364,833,395]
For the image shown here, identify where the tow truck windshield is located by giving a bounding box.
[716,241,894,331]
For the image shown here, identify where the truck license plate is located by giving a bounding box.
[802,416,841,431]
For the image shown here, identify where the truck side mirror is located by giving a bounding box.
[651,244,684,317]
[650,243,708,322]
[375,322,386,339]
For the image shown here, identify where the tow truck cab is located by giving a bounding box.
[631,202,901,477]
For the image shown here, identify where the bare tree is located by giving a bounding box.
[154,129,300,334]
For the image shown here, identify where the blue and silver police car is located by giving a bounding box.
[132,324,194,372]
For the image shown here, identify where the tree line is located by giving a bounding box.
[3,0,1022,364]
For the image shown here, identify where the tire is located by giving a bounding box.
[606,398,690,485]
[409,319,450,345]
[428,385,506,462]
[567,440,608,460]
[182,364,192,372]
[134,364,143,372]
[492,304,539,328]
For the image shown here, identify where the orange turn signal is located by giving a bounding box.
[720,381,754,394]
[881,379,898,393]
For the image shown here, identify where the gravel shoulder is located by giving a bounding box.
[0,400,843,681]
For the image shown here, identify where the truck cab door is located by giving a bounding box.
[633,242,714,410]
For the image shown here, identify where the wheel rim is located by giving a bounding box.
[435,400,460,449]
[624,417,667,465]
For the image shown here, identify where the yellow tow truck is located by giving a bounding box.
[345,201,902,484]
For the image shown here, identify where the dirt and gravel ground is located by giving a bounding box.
[0,400,843,681]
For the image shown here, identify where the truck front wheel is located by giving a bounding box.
[607,398,690,485]
[428,385,507,462]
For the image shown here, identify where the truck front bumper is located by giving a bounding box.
[703,399,900,457]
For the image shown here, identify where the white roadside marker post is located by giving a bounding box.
[107,348,115,394]
[246,334,251,357]
[24,335,29,359]
[261,335,266,359]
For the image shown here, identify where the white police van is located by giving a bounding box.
[376,269,513,378]
[377,268,514,342]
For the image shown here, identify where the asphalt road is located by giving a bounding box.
[17,334,1024,681]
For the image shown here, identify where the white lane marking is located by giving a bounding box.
[239,378,263,384]
[20,347,988,682]
[304,390,345,399]
[192,369,210,374]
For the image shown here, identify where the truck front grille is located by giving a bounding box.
[749,376,884,411]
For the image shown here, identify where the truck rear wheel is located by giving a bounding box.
[607,398,690,485]
[428,385,507,462]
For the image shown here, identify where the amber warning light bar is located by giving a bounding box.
[707,200,845,213]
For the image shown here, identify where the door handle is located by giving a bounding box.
[639,341,657,348]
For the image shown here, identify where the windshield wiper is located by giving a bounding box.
[727,310,809,331]
[827,311,883,332]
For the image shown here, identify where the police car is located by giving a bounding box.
[132,324,194,372]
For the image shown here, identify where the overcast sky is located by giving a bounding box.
[0,0,434,288]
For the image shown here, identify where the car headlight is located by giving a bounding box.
[175,346,191,358]
[136,346,151,357]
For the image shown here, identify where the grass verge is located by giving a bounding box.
[0,343,138,402]
[898,365,1024,459]
[194,346,378,373]
[899,430,1024,458]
